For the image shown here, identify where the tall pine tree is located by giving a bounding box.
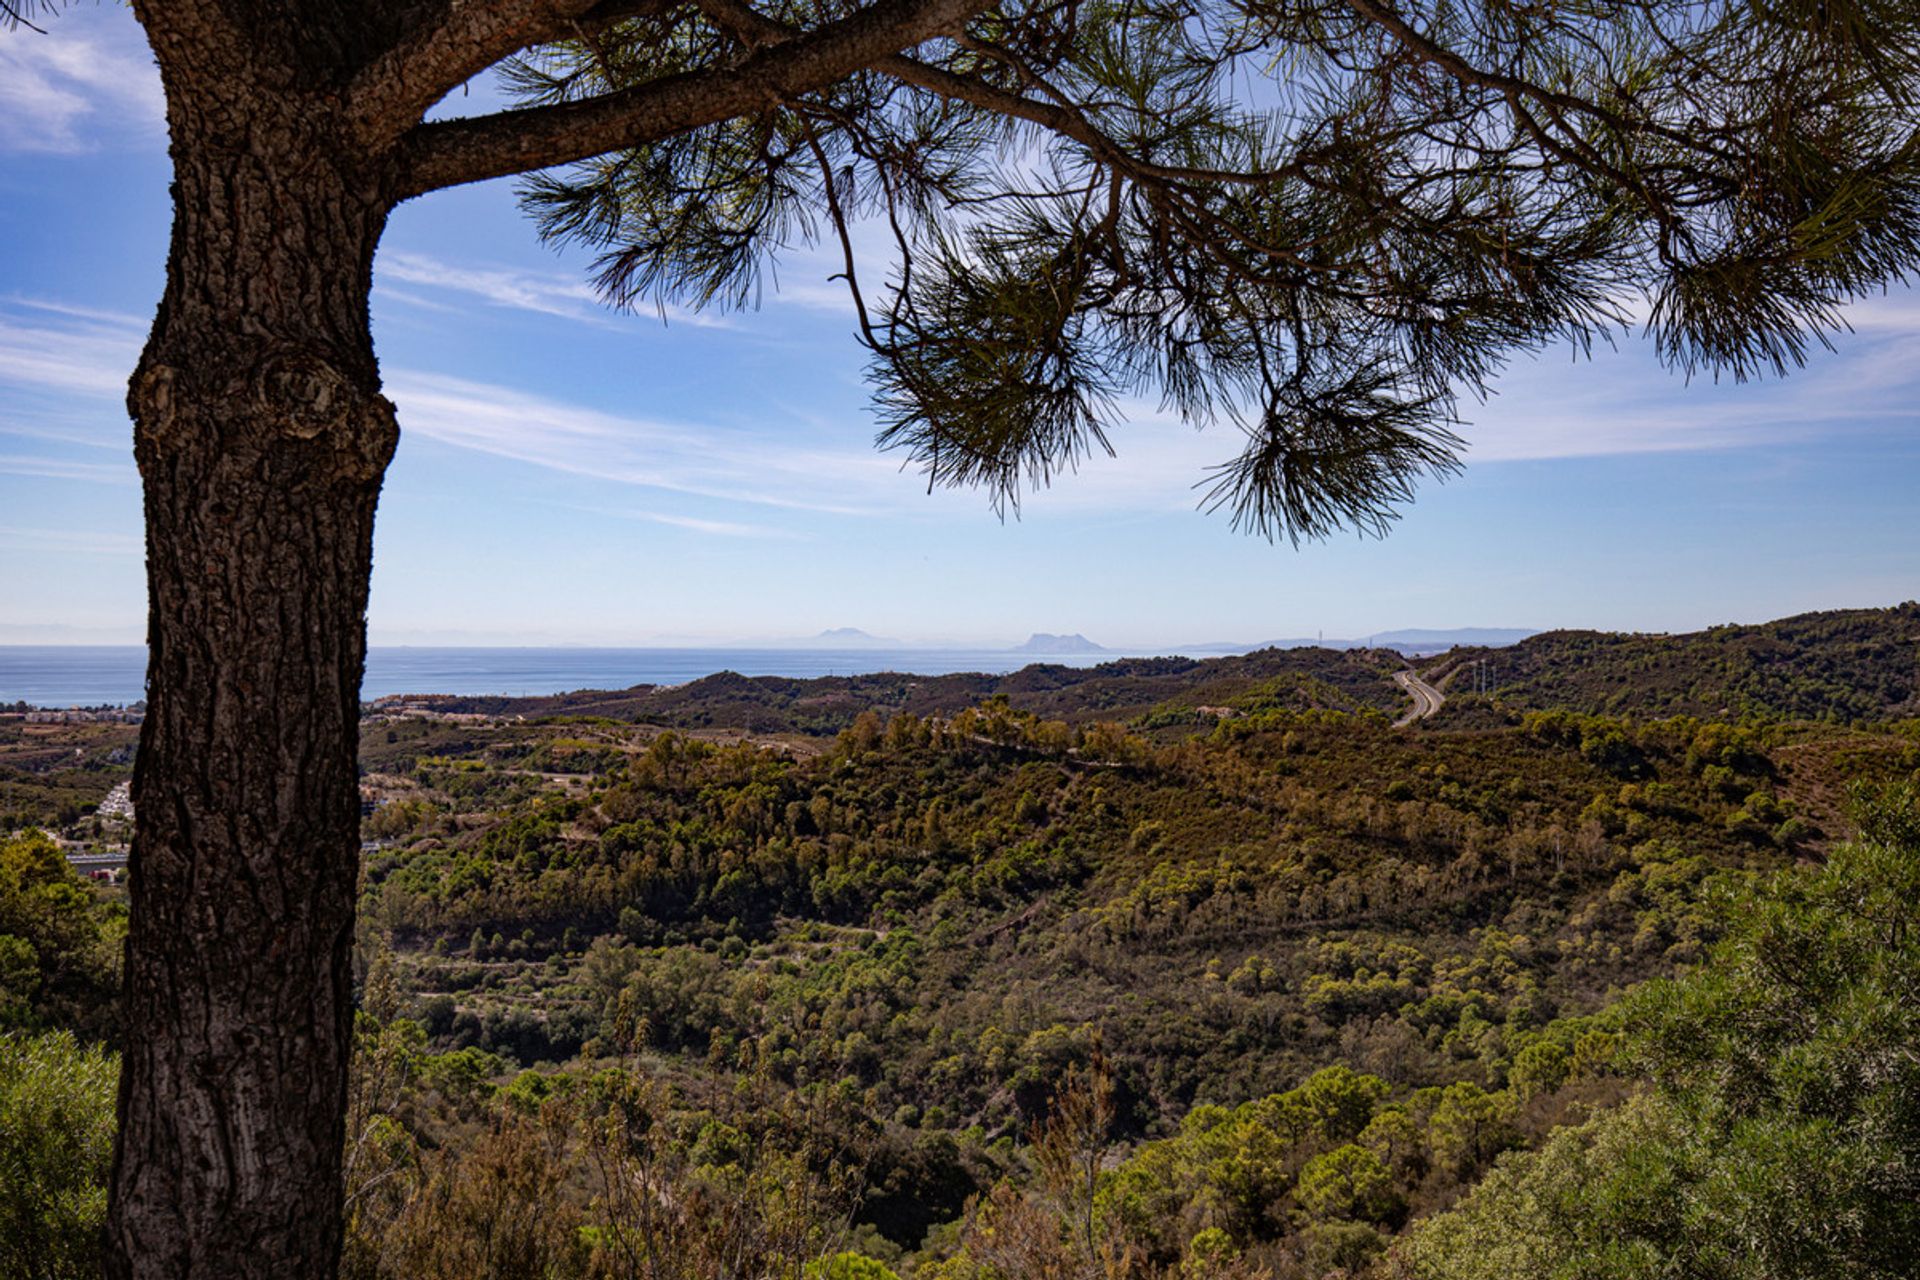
[5,1,1918,1276]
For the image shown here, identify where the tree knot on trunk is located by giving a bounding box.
[253,351,400,480]
[255,352,365,441]
[130,363,181,448]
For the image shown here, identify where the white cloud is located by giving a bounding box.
[377,250,735,329]
[379,251,609,322]
[0,453,136,484]
[384,320,1920,528]
[1461,326,1920,463]
[375,225,870,331]
[645,511,785,537]
[0,300,144,398]
[8,297,148,328]
[0,20,164,153]
[0,524,140,555]
[0,302,143,475]
[5,281,1915,520]
[585,506,798,539]
[762,276,858,315]
[949,315,1920,512]
[386,369,912,514]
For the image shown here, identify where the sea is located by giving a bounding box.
[0,645,1124,708]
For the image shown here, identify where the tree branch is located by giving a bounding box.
[1340,0,1700,154]
[349,0,680,148]
[695,0,1296,189]
[395,0,993,196]
[0,0,55,34]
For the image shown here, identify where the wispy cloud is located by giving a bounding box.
[386,323,1920,528]
[379,251,610,323]
[10,298,148,328]
[0,524,140,555]
[0,453,136,485]
[646,511,784,537]
[6,280,1914,522]
[377,250,735,329]
[0,21,165,153]
[0,300,144,398]
[1461,325,1920,462]
[946,317,1920,512]
[580,506,798,539]
[386,369,910,514]
[0,301,143,485]
[758,272,858,316]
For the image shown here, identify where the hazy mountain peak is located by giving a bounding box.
[1012,633,1108,654]
[803,627,902,648]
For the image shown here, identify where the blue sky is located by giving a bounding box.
[2,8,1916,650]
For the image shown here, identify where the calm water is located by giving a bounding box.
[0,645,1122,708]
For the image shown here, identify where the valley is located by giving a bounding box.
[4,604,1919,1277]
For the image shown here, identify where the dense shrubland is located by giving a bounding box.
[354,706,1821,1120]
[329,701,1908,1273]
[1452,603,1920,723]
[1394,780,1920,1279]
[5,667,1919,1276]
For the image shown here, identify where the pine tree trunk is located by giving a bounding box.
[107,65,398,1276]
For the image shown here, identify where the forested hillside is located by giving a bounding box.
[395,645,1412,733]
[375,603,1920,736]
[1438,603,1920,723]
[5,606,1920,1277]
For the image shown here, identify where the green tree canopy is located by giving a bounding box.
[1396,780,1920,1279]
[0,832,121,1036]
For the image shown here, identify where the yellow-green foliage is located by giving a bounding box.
[1397,783,1920,1280]
[1099,1065,1411,1260]
[0,1030,117,1280]
[806,1253,901,1280]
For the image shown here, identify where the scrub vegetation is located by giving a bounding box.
[4,607,1919,1276]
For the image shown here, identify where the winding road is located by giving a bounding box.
[1392,668,1446,727]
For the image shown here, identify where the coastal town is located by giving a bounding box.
[0,704,139,878]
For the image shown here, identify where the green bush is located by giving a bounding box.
[0,1030,117,1280]
[1396,781,1920,1279]
[805,1252,902,1280]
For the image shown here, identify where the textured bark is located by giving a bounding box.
[397,0,993,194]
[110,11,398,1275]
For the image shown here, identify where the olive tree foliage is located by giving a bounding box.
[505,0,1920,540]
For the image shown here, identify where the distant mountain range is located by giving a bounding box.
[741,627,1531,657]
[742,628,907,650]
[742,629,1115,654]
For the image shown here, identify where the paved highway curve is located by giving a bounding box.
[1392,668,1446,726]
